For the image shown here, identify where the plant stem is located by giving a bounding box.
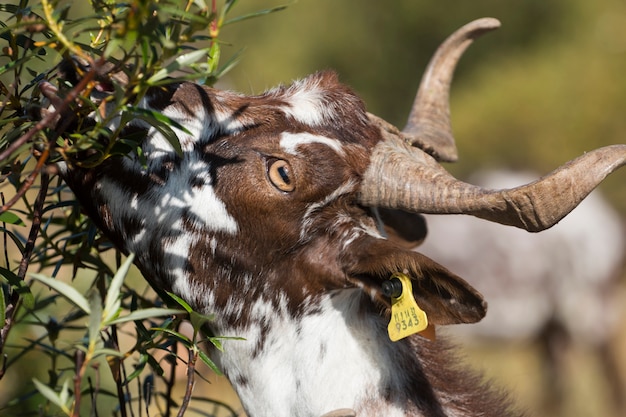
[176,347,197,417]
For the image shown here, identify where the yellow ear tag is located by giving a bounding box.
[385,272,429,342]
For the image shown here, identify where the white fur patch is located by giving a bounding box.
[279,80,333,126]
[216,290,407,417]
[279,132,345,157]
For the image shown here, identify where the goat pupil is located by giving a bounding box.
[279,166,291,184]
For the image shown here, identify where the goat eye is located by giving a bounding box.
[267,159,295,192]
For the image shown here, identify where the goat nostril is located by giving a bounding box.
[267,158,295,192]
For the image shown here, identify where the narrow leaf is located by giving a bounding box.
[147,48,211,85]
[30,273,91,314]
[166,291,193,313]
[151,327,192,345]
[103,254,135,323]
[198,349,222,375]
[106,307,186,325]
[0,267,34,309]
[32,378,71,413]
[88,291,103,344]
[223,5,288,26]
[0,211,25,226]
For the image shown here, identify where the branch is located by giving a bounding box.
[0,147,49,215]
[0,172,49,363]
[177,347,197,417]
[72,349,86,417]
[0,60,97,164]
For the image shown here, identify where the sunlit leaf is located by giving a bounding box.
[147,48,212,85]
[102,253,135,323]
[0,211,25,226]
[30,273,91,314]
[107,307,186,325]
[166,291,193,313]
[32,378,72,414]
[88,290,103,343]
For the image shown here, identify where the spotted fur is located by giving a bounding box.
[59,70,522,417]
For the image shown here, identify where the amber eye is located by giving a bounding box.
[267,158,295,192]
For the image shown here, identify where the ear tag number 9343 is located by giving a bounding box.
[384,272,429,342]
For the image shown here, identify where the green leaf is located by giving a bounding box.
[88,291,103,344]
[125,107,189,157]
[0,227,25,253]
[102,254,135,324]
[30,273,91,314]
[147,48,212,85]
[0,211,25,226]
[92,348,125,358]
[0,267,35,309]
[223,5,288,26]
[198,349,222,375]
[151,327,192,345]
[126,353,149,381]
[32,378,72,415]
[189,310,214,332]
[207,41,220,73]
[166,291,193,313]
[106,307,186,325]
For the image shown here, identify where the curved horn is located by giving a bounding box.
[402,17,500,162]
[360,18,626,232]
[360,135,626,232]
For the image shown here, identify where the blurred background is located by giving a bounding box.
[2,0,626,416]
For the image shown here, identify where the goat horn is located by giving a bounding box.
[402,17,500,162]
[360,133,626,232]
[361,17,626,232]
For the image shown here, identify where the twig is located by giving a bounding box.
[0,59,97,165]
[0,172,49,361]
[17,171,49,281]
[0,53,104,203]
[109,326,129,417]
[90,363,101,417]
[0,146,49,215]
[73,349,86,417]
[1,192,9,267]
[176,347,197,417]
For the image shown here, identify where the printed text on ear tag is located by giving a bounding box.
[384,272,429,342]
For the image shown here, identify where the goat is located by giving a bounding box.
[418,170,626,415]
[40,18,626,417]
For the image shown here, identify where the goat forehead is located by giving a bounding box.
[279,132,345,156]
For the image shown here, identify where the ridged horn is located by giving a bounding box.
[360,135,626,232]
[403,17,500,162]
[360,18,626,232]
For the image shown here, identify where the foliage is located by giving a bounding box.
[0,0,283,415]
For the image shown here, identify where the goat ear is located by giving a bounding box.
[375,208,428,249]
[342,237,486,325]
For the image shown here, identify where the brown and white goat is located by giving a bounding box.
[41,19,626,417]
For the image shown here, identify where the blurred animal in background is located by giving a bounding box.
[419,170,626,416]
